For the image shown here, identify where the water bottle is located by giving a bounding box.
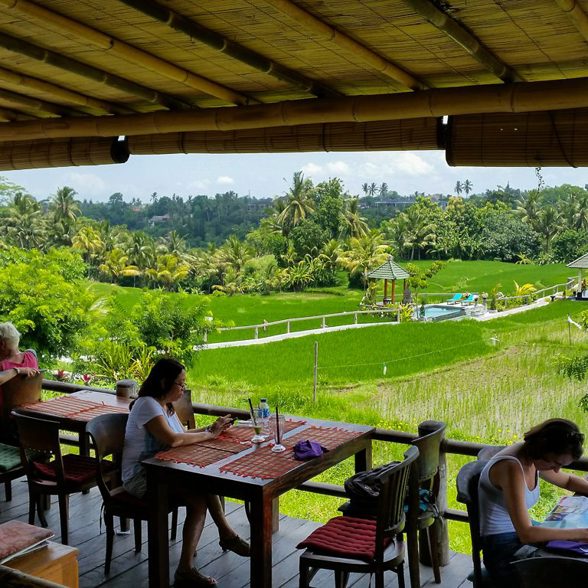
[259,398,270,433]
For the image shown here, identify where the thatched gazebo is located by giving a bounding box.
[0,2,585,169]
[367,256,410,304]
[568,252,588,299]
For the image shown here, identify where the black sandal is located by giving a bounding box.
[219,534,250,557]
[174,567,217,586]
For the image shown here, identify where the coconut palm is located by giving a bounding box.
[145,253,190,291]
[160,230,187,255]
[379,182,388,197]
[368,182,377,197]
[98,248,140,283]
[50,186,80,244]
[276,171,315,233]
[218,235,252,274]
[534,206,561,252]
[516,191,540,230]
[4,192,46,249]
[338,230,389,287]
[361,182,369,196]
[455,181,463,195]
[340,197,368,239]
[463,179,473,195]
[72,225,105,265]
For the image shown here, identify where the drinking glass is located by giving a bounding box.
[271,415,286,453]
[251,409,266,443]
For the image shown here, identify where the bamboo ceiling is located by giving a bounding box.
[1,0,588,169]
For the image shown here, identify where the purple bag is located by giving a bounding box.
[294,440,328,461]
[546,540,588,556]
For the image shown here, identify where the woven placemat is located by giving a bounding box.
[218,418,305,445]
[156,444,234,468]
[19,396,102,419]
[73,404,129,421]
[220,425,364,480]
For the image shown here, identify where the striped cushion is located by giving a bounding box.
[297,516,391,562]
[0,444,22,472]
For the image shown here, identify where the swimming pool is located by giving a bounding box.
[417,305,465,321]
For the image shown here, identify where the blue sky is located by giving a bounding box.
[3,150,587,202]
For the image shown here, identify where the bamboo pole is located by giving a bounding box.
[0,66,124,116]
[0,87,77,118]
[0,0,251,107]
[3,77,588,142]
[120,0,339,99]
[265,0,425,91]
[0,31,190,111]
[405,0,521,83]
[556,0,588,40]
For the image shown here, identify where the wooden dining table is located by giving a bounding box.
[143,417,374,588]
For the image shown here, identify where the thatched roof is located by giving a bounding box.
[568,253,588,269]
[367,257,410,281]
[1,1,588,169]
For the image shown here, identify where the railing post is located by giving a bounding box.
[203,332,208,343]
[322,317,326,328]
[254,327,259,339]
[287,321,291,334]
[354,312,358,324]
[418,421,450,567]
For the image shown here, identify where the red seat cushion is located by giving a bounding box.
[297,516,391,562]
[33,454,100,485]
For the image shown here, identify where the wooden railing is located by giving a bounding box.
[41,380,588,531]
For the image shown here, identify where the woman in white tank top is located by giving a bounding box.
[478,419,588,586]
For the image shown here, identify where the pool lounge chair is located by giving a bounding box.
[460,294,476,305]
[446,293,463,304]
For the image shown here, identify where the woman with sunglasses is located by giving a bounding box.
[479,418,588,587]
[122,358,249,587]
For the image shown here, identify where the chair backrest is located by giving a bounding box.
[512,556,588,588]
[12,411,64,485]
[1,374,43,442]
[173,388,195,429]
[375,445,419,560]
[412,420,446,486]
[86,413,128,500]
[456,460,487,587]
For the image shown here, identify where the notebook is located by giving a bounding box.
[0,520,54,564]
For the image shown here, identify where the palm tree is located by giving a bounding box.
[534,206,561,252]
[338,230,389,287]
[390,207,437,260]
[463,179,473,196]
[516,191,540,231]
[276,171,315,233]
[145,253,190,291]
[455,181,463,195]
[340,197,368,239]
[368,182,377,197]
[72,225,105,265]
[361,183,369,196]
[50,186,80,244]
[160,230,187,255]
[218,235,252,274]
[98,248,140,283]
[4,192,46,249]
[379,182,388,197]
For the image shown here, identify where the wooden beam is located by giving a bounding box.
[0,31,190,112]
[555,0,588,41]
[2,77,588,142]
[0,87,79,118]
[120,0,339,99]
[405,0,521,83]
[264,0,425,91]
[0,0,251,107]
[0,66,127,116]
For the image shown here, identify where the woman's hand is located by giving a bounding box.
[18,367,39,378]
[208,415,233,437]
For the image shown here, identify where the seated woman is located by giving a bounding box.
[121,358,249,587]
[479,419,588,587]
[0,322,39,442]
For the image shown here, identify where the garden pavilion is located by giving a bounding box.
[568,252,588,299]
[2,1,588,588]
[367,255,410,304]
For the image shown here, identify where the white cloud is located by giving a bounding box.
[358,152,435,179]
[64,172,107,199]
[187,179,211,191]
[217,175,234,185]
[326,160,350,175]
[301,162,323,175]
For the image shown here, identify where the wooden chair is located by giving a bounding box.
[456,460,499,588]
[13,410,102,545]
[86,413,180,574]
[405,420,446,588]
[512,556,588,587]
[172,388,195,429]
[298,446,419,588]
[1,373,42,445]
[0,442,26,505]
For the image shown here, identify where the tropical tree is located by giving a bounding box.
[379,182,388,197]
[340,197,368,239]
[534,206,561,252]
[3,192,46,249]
[455,181,463,195]
[338,230,389,288]
[145,253,189,291]
[463,179,473,196]
[98,248,140,283]
[368,182,377,197]
[72,225,105,267]
[276,171,315,233]
[218,235,252,274]
[50,186,80,244]
[361,182,369,196]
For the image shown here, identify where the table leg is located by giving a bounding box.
[147,472,170,588]
[79,432,90,495]
[354,443,372,473]
[249,493,273,587]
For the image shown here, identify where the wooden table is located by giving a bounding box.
[15,390,130,455]
[144,418,373,588]
[5,541,79,587]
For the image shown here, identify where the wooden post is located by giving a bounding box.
[383,279,388,302]
[391,279,396,303]
[313,341,318,403]
[354,312,358,324]
[322,317,326,328]
[287,321,291,333]
[254,327,259,339]
[417,421,449,567]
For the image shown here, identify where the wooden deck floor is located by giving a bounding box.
[0,479,473,587]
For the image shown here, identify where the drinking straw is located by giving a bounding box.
[248,398,257,426]
[275,405,280,444]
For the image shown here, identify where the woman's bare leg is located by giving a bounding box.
[178,496,207,572]
[206,494,236,540]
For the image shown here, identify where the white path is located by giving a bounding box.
[200,296,556,350]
